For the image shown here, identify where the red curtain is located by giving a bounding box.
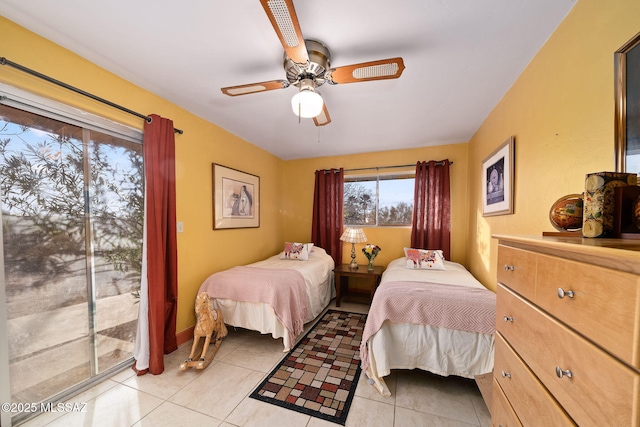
[311,168,344,264]
[411,160,451,259]
[143,114,178,374]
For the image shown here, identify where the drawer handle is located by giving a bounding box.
[503,315,514,323]
[504,264,515,271]
[501,370,511,379]
[557,288,575,299]
[555,366,573,379]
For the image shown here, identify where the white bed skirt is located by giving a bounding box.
[210,299,292,349]
[366,322,494,396]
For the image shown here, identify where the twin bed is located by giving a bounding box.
[360,252,496,396]
[197,244,495,397]
[198,244,334,351]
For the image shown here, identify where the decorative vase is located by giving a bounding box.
[583,171,637,238]
[367,258,375,271]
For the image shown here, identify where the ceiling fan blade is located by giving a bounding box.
[327,57,405,84]
[260,0,309,65]
[313,103,331,126]
[221,80,289,96]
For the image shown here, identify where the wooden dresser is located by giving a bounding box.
[492,235,640,427]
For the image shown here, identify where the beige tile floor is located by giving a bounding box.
[19,301,491,427]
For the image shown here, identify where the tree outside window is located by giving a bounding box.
[344,174,414,226]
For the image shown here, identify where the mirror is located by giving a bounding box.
[615,31,640,176]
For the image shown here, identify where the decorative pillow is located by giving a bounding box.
[404,247,446,270]
[280,242,310,261]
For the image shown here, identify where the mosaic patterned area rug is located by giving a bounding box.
[250,310,367,425]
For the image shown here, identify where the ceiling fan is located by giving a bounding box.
[221,0,405,126]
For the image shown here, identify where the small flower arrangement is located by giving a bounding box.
[362,244,381,261]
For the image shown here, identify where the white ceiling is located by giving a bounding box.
[1,0,576,160]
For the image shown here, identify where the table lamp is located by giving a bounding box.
[340,227,367,270]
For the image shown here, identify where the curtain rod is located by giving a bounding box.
[0,57,183,134]
[344,160,453,173]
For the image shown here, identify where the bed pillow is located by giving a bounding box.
[279,242,310,261]
[403,247,446,270]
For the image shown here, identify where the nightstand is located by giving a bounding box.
[334,264,384,307]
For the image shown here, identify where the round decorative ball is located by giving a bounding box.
[549,194,584,232]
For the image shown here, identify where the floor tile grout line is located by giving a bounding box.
[21,299,490,427]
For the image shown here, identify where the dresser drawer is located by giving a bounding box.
[491,378,522,427]
[497,284,640,427]
[494,333,574,426]
[535,253,640,369]
[497,245,536,301]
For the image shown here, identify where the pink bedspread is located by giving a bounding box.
[360,281,496,373]
[198,266,308,345]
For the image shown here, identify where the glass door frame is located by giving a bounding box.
[0,83,143,426]
[1,225,11,427]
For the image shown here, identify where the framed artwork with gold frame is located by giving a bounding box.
[212,163,260,229]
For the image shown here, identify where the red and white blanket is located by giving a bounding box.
[360,280,496,373]
[198,266,309,345]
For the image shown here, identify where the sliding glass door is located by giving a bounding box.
[0,102,142,424]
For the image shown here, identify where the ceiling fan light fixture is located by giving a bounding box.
[291,84,323,118]
[221,2,405,127]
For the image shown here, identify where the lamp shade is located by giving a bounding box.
[291,89,323,118]
[340,227,367,244]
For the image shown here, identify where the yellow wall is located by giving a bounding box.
[1,16,469,334]
[465,0,640,290]
[0,16,285,332]
[281,143,470,267]
[5,0,638,334]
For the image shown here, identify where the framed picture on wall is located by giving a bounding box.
[615,31,640,175]
[482,136,515,217]
[212,163,260,229]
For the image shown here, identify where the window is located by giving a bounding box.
[344,173,414,226]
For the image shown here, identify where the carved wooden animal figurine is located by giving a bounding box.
[179,292,228,370]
